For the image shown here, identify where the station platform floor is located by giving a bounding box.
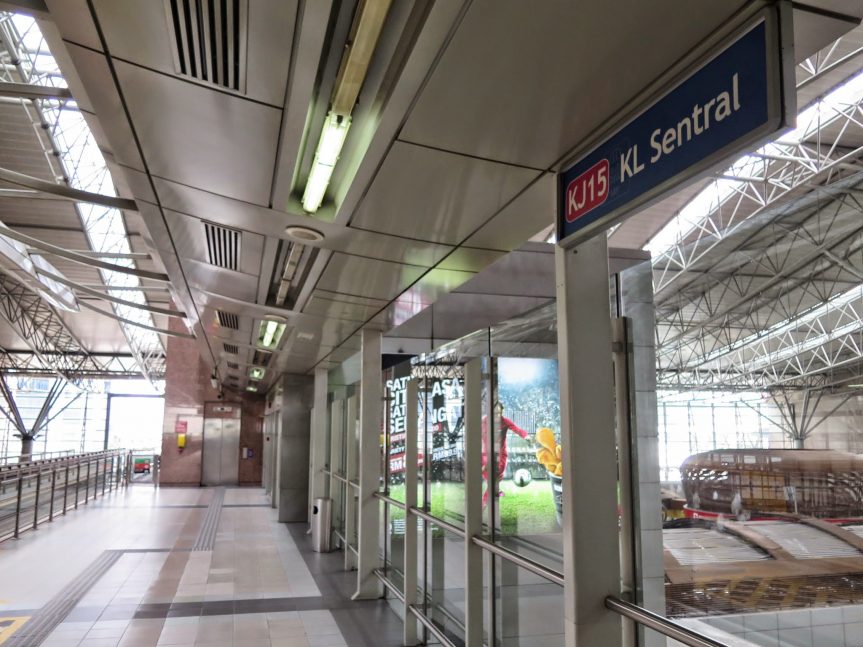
[0,485,402,647]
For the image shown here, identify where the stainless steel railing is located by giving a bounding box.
[0,449,130,541]
[606,596,728,647]
[373,490,734,647]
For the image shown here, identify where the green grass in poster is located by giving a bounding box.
[385,479,559,536]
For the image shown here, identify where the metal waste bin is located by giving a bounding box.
[311,497,332,552]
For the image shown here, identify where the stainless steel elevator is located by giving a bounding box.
[202,415,240,486]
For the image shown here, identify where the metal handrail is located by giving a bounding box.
[0,449,131,542]
[0,449,74,465]
[408,605,458,647]
[472,535,565,586]
[0,449,126,482]
[373,491,407,510]
[409,505,466,538]
[606,597,728,647]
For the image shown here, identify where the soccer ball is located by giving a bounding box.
[513,469,532,487]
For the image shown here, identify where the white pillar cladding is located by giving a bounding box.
[463,358,484,646]
[555,235,622,646]
[618,258,665,647]
[403,378,419,646]
[345,394,359,571]
[353,328,383,600]
[330,393,346,547]
[309,368,328,524]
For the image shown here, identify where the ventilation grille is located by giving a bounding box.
[223,342,238,355]
[216,310,239,330]
[252,349,271,366]
[167,0,246,91]
[226,361,239,370]
[203,222,240,271]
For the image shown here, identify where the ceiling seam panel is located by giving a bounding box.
[265,0,301,209]
[338,0,475,231]
[57,40,285,110]
[83,0,219,376]
[392,137,548,173]
[303,168,548,371]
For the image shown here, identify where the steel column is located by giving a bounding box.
[463,358,483,646]
[403,378,419,645]
[353,328,382,600]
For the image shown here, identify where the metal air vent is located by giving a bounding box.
[203,221,240,271]
[166,0,247,92]
[223,342,239,355]
[252,349,271,366]
[226,361,239,370]
[216,310,239,330]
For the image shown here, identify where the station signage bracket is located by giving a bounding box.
[556,2,795,249]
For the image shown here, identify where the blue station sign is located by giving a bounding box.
[557,8,793,246]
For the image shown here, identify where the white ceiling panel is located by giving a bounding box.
[401,0,748,169]
[317,253,427,303]
[304,293,386,324]
[462,173,555,251]
[163,209,265,277]
[349,141,540,245]
[148,176,454,267]
[183,257,259,303]
[91,0,297,107]
[114,61,282,205]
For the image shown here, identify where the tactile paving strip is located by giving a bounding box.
[192,487,225,551]
[4,549,123,647]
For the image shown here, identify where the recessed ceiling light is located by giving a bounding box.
[285,225,325,243]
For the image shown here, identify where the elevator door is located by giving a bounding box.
[202,418,240,485]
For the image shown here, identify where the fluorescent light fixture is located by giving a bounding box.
[249,367,266,381]
[246,385,258,392]
[301,112,351,213]
[258,319,286,349]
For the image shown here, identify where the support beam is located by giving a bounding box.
[0,166,137,211]
[0,224,170,282]
[353,328,382,600]
[555,236,621,646]
[0,81,71,100]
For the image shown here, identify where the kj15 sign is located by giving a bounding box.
[557,6,794,246]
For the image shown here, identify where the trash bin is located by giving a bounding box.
[311,497,332,553]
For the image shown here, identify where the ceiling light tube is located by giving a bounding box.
[302,112,351,213]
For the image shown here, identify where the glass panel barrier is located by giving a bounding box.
[425,524,466,644]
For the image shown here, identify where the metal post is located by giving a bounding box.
[353,328,382,600]
[555,236,621,646]
[102,457,108,495]
[74,460,81,509]
[330,397,345,547]
[345,394,359,571]
[32,471,41,528]
[403,378,419,646]
[93,458,99,500]
[63,463,69,513]
[49,468,56,521]
[13,476,22,538]
[84,459,91,503]
[463,358,483,647]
